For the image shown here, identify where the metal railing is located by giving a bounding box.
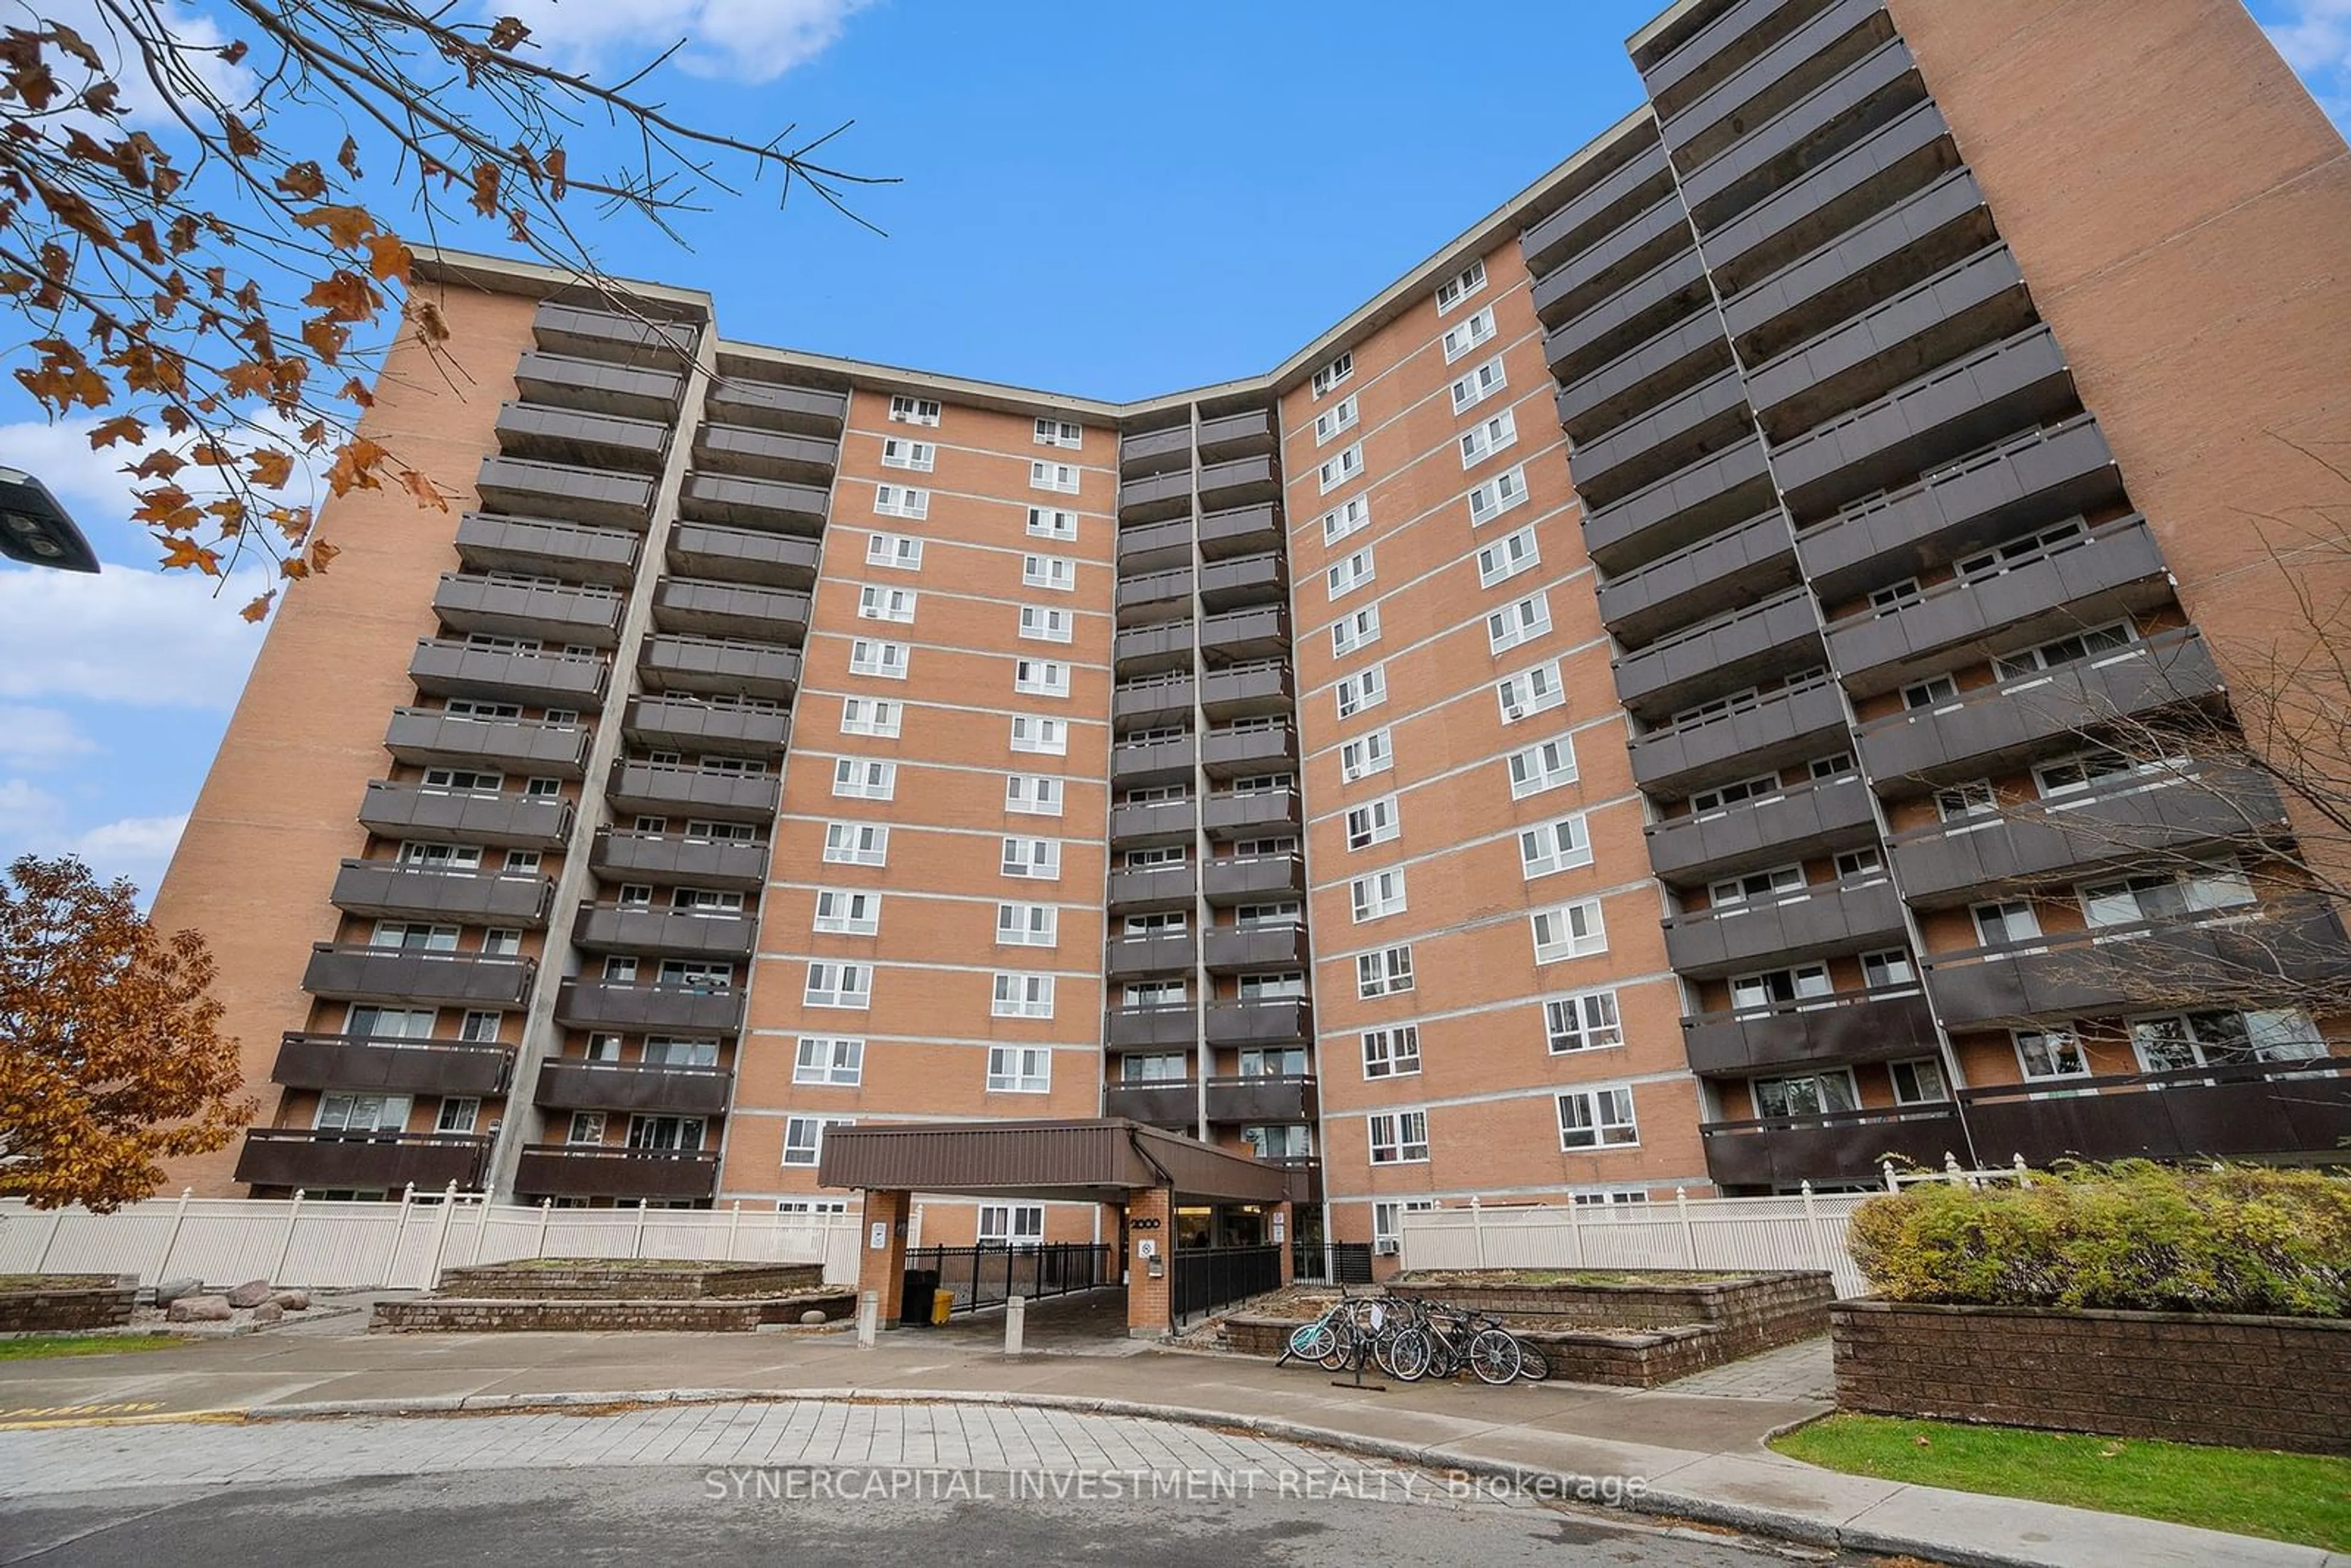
[907,1242,1114,1315]
[1171,1244,1284,1324]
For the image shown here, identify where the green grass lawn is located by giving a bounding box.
[0,1333,186,1362]
[1772,1414,2351,1551]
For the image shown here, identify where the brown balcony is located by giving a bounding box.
[534,1060,733,1116]
[408,640,609,711]
[357,782,572,850]
[1704,99,1958,299]
[1200,661,1292,722]
[639,633,801,701]
[1201,722,1295,780]
[1199,606,1289,666]
[572,902,758,961]
[1196,454,1280,509]
[512,351,683,421]
[1570,368,1755,512]
[1198,502,1283,561]
[651,577,811,643]
[1204,923,1308,973]
[1533,192,1695,333]
[1111,734,1194,790]
[1797,411,2120,598]
[555,978,744,1034]
[1854,628,2223,787]
[1888,762,2284,907]
[1114,673,1193,732]
[1117,516,1193,574]
[1521,133,1676,277]
[1555,306,1733,447]
[679,471,828,535]
[454,512,639,587]
[1957,1060,2351,1168]
[1679,32,1925,238]
[592,828,770,891]
[493,402,670,473]
[1680,985,1938,1075]
[514,1145,719,1202]
[1923,893,2351,1027]
[1116,618,1193,677]
[1118,465,1193,525]
[330,861,555,927]
[1106,931,1196,979]
[270,1035,515,1097]
[1202,787,1300,841]
[703,375,848,437]
[1106,1005,1197,1049]
[692,422,839,485]
[474,456,654,530]
[623,694,790,757]
[1119,422,1192,479]
[1117,566,1191,621]
[1597,508,1801,650]
[1644,771,1877,888]
[1661,0,1898,169]
[1205,998,1311,1048]
[1583,432,1777,576]
[606,759,779,821]
[1107,862,1198,912]
[1196,407,1276,462]
[1612,587,1823,721]
[1545,246,1712,384]
[667,521,823,589]
[531,301,699,367]
[1701,1101,1965,1189]
[302,944,536,1008]
[1202,855,1304,906]
[1103,1078,1196,1127]
[1206,1075,1316,1123]
[1662,873,1907,977]
[238,1128,492,1192]
[1199,553,1284,613]
[431,573,624,647]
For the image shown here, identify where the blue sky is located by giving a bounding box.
[1,0,2343,901]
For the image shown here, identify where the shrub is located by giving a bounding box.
[1847,1161,2351,1317]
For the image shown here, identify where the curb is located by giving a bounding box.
[222,1385,2106,1568]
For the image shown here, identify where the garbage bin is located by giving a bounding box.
[898,1267,940,1327]
[931,1288,954,1326]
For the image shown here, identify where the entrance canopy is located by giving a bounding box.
[817,1117,1305,1206]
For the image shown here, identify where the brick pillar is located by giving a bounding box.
[1273,1199,1295,1287]
[854,1188,911,1330]
[1124,1185,1172,1340]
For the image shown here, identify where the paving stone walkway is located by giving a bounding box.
[1660,1337,1834,1402]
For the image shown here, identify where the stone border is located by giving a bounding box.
[1834,1299,2351,1455]
[0,1275,138,1335]
[433,1262,826,1300]
[372,1291,855,1332]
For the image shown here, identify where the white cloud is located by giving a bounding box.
[2265,0,2351,127]
[0,777,64,839]
[72,811,189,894]
[0,0,257,128]
[0,561,268,708]
[0,705,99,767]
[490,0,874,84]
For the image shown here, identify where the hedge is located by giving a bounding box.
[1847,1161,2351,1318]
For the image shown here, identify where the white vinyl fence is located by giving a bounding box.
[0,1190,862,1291]
[1398,1188,1874,1299]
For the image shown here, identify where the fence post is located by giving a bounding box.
[2012,1154,2031,1188]
[908,1202,923,1251]
[534,1196,553,1261]
[154,1187,194,1283]
[1944,1152,1967,1188]
[1881,1160,1900,1193]
[388,1184,417,1288]
[1469,1194,1486,1269]
[631,1199,649,1259]
[469,1193,493,1264]
[725,1200,743,1262]
[1565,1195,1584,1267]
[271,1189,306,1284]
[1800,1181,1828,1274]
[425,1182,460,1288]
[34,1204,69,1273]
[1675,1185,1700,1269]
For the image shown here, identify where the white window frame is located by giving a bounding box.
[990,972,1057,1020]
[1331,604,1381,657]
[1311,351,1354,397]
[1026,505,1078,541]
[866,532,922,571]
[848,638,909,680]
[1000,836,1062,880]
[1325,546,1375,600]
[812,888,881,936]
[1506,737,1578,798]
[822,822,888,866]
[839,697,902,738]
[831,757,897,801]
[803,961,872,1010]
[1033,416,1084,449]
[880,437,936,472]
[1519,812,1593,879]
[1486,591,1551,655]
[874,483,929,519]
[1313,394,1359,445]
[1014,658,1071,699]
[1449,353,1507,413]
[1477,523,1539,587]
[1468,465,1529,526]
[1022,553,1077,592]
[1441,304,1496,363]
[1355,944,1415,999]
[1367,1109,1430,1164]
[1435,256,1487,313]
[986,1045,1054,1093]
[857,584,917,623]
[996,902,1059,947]
[1496,661,1565,722]
[1344,796,1400,850]
[1029,459,1080,494]
[887,394,940,427]
[1010,715,1067,756]
[1335,663,1387,719]
[1319,495,1371,546]
[782,1114,852,1167]
[1557,1085,1639,1150]
[1458,408,1519,467]
[1545,988,1624,1053]
[1532,898,1608,964]
[1317,441,1365,495]
[793,1037,864,1086]
[1004,774,1064,817]
[1360,1026,1421,1080]
[1339,729,1393,784]
[1349,869,1408,923]
[1018,604,1075,643]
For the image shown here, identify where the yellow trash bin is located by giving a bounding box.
[931,1289,954,1326]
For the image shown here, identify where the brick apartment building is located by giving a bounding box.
[151,0,2351,1256]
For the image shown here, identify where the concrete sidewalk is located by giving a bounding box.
[0,1301,2333,1568]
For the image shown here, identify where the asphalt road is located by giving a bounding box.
[0,1465,1878,1567]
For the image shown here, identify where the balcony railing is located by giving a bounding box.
[473,456,654,530]
[1663,872,1908,976]
[453,511,639,587]
[492,401,670,473]
[408,640,608,711]
[236,1128,491,1191]
[666,521,823,589]
[591,828,771,890]
[638,632,801,700]
[1644,769,1877,887]
[678,471,828,535]
[1701,1101,1965,1188]
[1106,931,1196,978]
[1203,923,1308,972]
[1106,1005,1197,1049]
[356,782,572,850]
[302,944,536,1008]
[1957,1060,2351,1167]
[534,1059,734,1116]
[1103,1078,1195,1126]
[1205,1074,1317,1123]
[1625,673,1851,795]
[555,978,744,1034]
[329,860,555,926]
[1595,506,1799,648]
[571,902,758,961]
[606,759,779,820]
[513,1145,719,1201]
[1680,984,1937,1075]
[1202,853,1305,905]
[512,351,683,421]
[622,694,790,757]
[702,376,847,436]
[269,1034,515,1096]
[531,301,697,367]
[1204,998,1312,1047]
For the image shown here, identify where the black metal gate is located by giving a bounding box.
[1171,1244,1283,1324]
[907,1243,1114,1315]
[1292,1240,1374,1284]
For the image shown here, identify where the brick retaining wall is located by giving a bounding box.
[1389,1270,1832,1336]
[1226,1311,1775,1387]
[1833,1300,2351,1455]
[0,1275,138,1334]
[433,1262,825,1300]
[373,1289,855,1332]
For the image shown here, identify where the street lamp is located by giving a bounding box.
[0,466,100,573]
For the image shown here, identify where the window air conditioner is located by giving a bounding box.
[1373,1239,1400,1256]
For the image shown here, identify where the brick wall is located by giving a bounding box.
[1834,1300,2351,1455]
[434,1262,823,1300]
[1390,1271,1833,1338]
[373,1290,855,1332]
[0,1276,138,1334]
[1223,1304,1799,1387]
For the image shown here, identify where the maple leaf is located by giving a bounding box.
[275,160,328,200]
[307,539,340,572]
[87,414,146,449]
[126,448,185,481]
[247,449,296,489]
[239,590,274,623]
[325,437,389,496]
[365,230,413,284]
[400,468,451,511]
[487,15,531,50]
[158,535,220,574]
[468,160,500,217]
[336,135,362,178]
[293,202,375,249]
[302,268,380,322]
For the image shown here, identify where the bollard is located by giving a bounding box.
[1005,1294,1026,1356]
[856,1291,879,1348]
